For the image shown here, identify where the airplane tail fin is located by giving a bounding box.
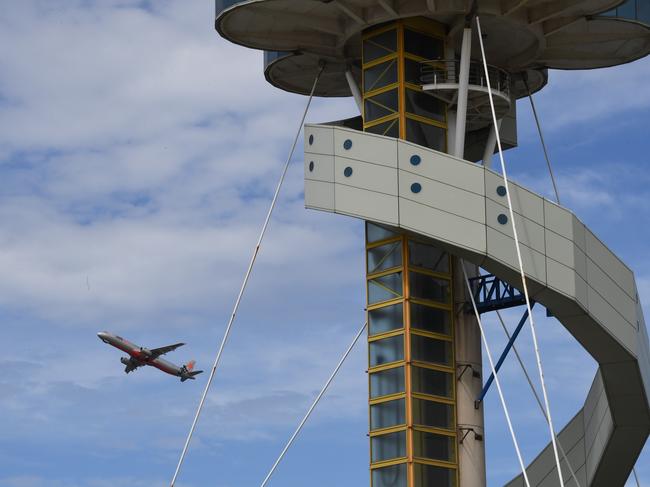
[180,361,202,382]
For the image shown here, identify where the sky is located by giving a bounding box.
[0,1,648,486]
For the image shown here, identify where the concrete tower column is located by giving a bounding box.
[453,258,486,487]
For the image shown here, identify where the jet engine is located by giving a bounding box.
[120,357,131,366]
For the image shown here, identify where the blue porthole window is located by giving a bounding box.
[309,161,314,172]
[411,183,422,194]
[344,166,353,177]
[343,139,353,150]
[497,214,508,225]
[309,134,314,145]
[496,185,507,197]
[410,155,421,166]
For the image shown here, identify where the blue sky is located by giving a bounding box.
[0,1,648,486]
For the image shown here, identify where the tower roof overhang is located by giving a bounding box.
[215,0,650,96]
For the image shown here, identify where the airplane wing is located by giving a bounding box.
[149,342,185,359]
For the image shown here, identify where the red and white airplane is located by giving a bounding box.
[98,331,203,382]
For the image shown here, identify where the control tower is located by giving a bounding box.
[214,1,650,486]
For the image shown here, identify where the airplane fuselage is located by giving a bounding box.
[97,331,200,381]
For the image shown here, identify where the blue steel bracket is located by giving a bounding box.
[474,303,535,408]
[468,274,527,314]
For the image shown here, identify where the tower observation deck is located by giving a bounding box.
[214,1,650,486]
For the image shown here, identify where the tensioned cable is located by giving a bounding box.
[259,321,367,487]
[461,263,532,487]
[495,310,581,486]
[524,78,561,205]
[475,16,565,485]
[632,466,641,487]
[170,63,326,487]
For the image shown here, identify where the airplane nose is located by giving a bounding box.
[97,331,109,341]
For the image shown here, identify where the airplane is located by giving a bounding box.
[97,331,203,382]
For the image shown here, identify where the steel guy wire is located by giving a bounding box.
[495,310,581,486]
[259,321,367,487]
[170,63,326,487]
[475,16,565,485]
[524,78,561,205]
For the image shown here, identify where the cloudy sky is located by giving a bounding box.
[0,1,648,486]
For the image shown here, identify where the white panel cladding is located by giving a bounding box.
[547,258,588,311]
[486,227,547,284]
[304,180,334,211]
[302,125,649,487]
[584,374,614,484]
[585,229,636,300]
[399,197,487,254]
[304,153,334,183]
[586,259,637,327]
[506,411,586,487]
[587,286,636,354]
[485,169,545,225]
[398,170,485,223]
[545,230,587,280]
[397,139,485,195]
[333,126,398,168]
[486,199,545,254]
[586,409,614,485]
[334,157,398,196]
[335,184,398,226]
[584,371,605,428]
[304,124,334,156]
[636,297,650,402]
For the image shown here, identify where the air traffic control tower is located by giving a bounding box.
[214,1,650,486]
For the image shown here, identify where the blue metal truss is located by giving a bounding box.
[469,273,526,314]
[468,273,534,407]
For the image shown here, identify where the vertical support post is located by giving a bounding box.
[453,27,472,159]
[453,258,487,487]
[345,68,364,114]
[482,119,502,168]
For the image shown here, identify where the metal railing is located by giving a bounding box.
[421,59,511,98]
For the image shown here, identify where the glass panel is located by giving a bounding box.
[370,366,405,398]
[371,430,407,462]
[367,222,398,243]
[406,118,446,151]
[404,29,443,60]
[639,0,650,24]
[370,334,404,367]
[412,334,452,366]
[372,463,407,487]
[413,463,455,487]
[363,29,398,63]
[368,241,402,274]
[371,398,406,430]
[369,303,404,336]
[366,118,400,138]
[412,398,454,429]
[413,430,456,462]
[412,366,452,398]
[618,0,637,18]
[404,58,423,85]
[410,302,451,336]
[409,271,450,304]
[408,240,449,273]
[405,89,446,122]
[365,88,399,122]
[364,59,398,93]
[369,272,403,305]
